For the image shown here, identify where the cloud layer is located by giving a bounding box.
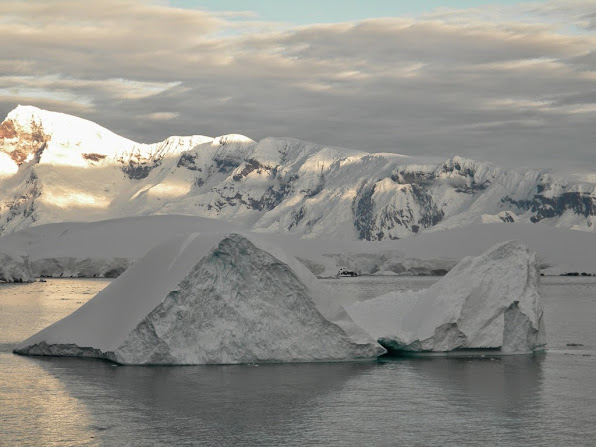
[1,0,595,175]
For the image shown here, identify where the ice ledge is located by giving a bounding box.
[13,342,117,362]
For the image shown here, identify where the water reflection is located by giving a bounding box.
[28,356,375,446]
[2,277,596,446]
[394,355,545,413]
[0,354,97,447]
[20,354,550,446]
[356,355,548,446]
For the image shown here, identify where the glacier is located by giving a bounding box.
[1,216,595,279]
[346,241,546,353]
[0,249,34,283]
[14,232,385,364]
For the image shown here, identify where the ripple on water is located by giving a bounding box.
[0,277,595,446]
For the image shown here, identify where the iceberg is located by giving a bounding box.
[15,233,384,364]
[346,241,546,353]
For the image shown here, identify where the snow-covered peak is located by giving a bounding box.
[7,105,136,150]
[0,105,219,169]
[1,105,137,167]
[212,134,254,146]
[250,137,368,168]
[7,105,115,137]
[1,106,595,239]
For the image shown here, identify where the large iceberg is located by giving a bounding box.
[15,233,384,364]
[346,241,546,353]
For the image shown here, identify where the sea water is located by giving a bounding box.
[0,277,594,446]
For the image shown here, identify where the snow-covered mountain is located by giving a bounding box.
[1,105,594,239]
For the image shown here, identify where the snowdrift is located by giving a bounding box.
[14,233,384,364]
[346,241,546,353]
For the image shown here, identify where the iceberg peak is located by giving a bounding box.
[347,240,546,353]
[15,232,384,364]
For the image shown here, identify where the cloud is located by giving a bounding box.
[1,0,596,176]
[138,112,180,121]
[0,75,180,107]
[523,0,596,30]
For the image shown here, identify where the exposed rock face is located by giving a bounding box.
[502,175,596,225]
[346,241,546,353]
[1,106,595,240]
[14,233,384,364]
[0,114,51,164]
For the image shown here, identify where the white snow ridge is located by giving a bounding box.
[14,233,385,364]
[346,241,546,354]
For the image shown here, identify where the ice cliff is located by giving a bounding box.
[0,250,34,282]
[14,233,384,364]
[346,241,546,353]
[2,216,595,278]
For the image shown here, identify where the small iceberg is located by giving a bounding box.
[346,241,546,354]
[15,233,384,364]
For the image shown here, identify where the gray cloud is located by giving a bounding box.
[1,0,595,177]
[524,0,596,30]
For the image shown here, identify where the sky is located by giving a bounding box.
[172,0,535,24]
[1,0,595,177]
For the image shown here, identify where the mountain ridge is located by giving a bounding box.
[0,105,594,239]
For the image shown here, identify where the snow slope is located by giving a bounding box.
[0,215,240,278]
[0,105,253,234]
[1,106,594,239]
[14,233,384,364]
[346,241,546,353]
[1,216,594,279]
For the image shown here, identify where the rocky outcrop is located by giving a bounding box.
[0,113,50,165]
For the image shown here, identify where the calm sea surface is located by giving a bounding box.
[1,276,595,446]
